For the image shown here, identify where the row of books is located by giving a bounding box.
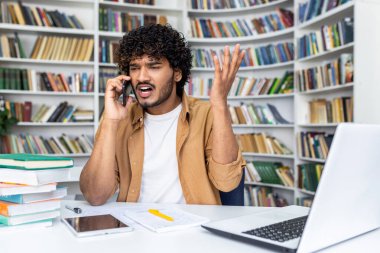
[244,186,288,207]
[32,102,94,123]
[99,39,119,63]
[190,0,275,10]
[1,2,84,29]
[245,161,295,187]
[190,8,293,38]
[0,68,94,93]
[298,163,324,192]
[297,17,354,59]
[187,71,293,97]
[99,8,167,32]
[297,131,334,160]
[30,36,94,62]
[0,33,26,58]
[99,68,119,93]
[236,133,293,155]
[309,96,353,124]
[298,0,352,24]
[296,53,353,92]
[0,134,93,155]
[192,42,294,68]
[229,103,292,125]
[0,154,72,227]
[3,100,94,123]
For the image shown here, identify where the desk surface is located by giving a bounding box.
[0,201,379,253]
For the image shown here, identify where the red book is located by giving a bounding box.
[23,101,32,122]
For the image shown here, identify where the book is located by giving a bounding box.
[0,199,61,216]
[0,168,70,185]
[124,206,209,233]
[0,187,66,204]
[0,153,73,169]
[0,210,59,225]
[0,182,56,196]
[0,219,53,229]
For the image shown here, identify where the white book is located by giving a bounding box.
[39,105,57,123]
[124,206,209,233]
[0,210,60,226]
[0,199,61,216]
[0,219,53,230]
[0,187,67,204]
[0,183,57,196]
[0,168,70,185]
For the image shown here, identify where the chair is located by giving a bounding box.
[219,169,245,206]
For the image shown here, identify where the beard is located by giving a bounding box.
[136,76,174,109]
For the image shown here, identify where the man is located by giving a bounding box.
[80,24,246,205]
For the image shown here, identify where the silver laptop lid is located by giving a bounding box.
[298,123,380,253]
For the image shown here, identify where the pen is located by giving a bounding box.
[65,205,82,214]
[148,209,174,222]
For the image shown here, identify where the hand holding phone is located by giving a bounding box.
[122,80,133,107]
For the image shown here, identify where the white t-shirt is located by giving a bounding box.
[138,103,185,204]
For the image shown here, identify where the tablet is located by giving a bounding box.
[62,214,133,237]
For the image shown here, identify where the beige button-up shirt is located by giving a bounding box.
[96,93,245,205]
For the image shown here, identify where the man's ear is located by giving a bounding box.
[174,69,182,82]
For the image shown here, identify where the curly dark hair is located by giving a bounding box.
[116,24,192,96]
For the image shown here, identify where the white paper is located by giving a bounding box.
[123,206,209,233]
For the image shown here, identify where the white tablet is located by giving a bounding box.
[62,214,133,237]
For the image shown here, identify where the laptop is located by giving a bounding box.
[202,123,380,252]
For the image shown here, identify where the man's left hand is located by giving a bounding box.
[210,44,245,108]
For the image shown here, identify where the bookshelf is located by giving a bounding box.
[293,0,380,206]
[1,0,380,204]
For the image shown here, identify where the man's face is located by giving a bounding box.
[129,55,179,110]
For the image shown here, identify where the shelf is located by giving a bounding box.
[0,90,95,97]
[298,2,354,30]
[99,62,117,67]
[98,1,183,14]
[0,23,94,36]
[299,157,326,163]
[298,188,316,196]
[297,42,354,63]
[192,61,294,72]
[99,31,124,39]
[16,0,94,5]
[188,28,294,44]
[16,122,95,127]
[243,152,294,159]
[188,0,288,14]
[232,124,294,128]
[0,58,94,66]
[194,93,294,100]
[244,182,294,191]
[298,123,339,128]
[298,83,354,95]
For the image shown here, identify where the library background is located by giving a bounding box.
[1,0,380,209]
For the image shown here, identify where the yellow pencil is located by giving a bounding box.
[148,209,174,222]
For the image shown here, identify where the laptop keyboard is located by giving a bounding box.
[242,216,308,242]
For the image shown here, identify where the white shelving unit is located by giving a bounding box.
[2,0,380,204]
[293,0,380,205]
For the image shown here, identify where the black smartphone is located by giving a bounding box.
[122,79,133,106]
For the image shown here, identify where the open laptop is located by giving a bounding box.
[202,123,380,252]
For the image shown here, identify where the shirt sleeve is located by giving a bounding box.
[204,109,246,192]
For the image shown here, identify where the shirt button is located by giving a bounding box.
[131,189,135,193]
[139,118,142,122]
[133,161,136,165]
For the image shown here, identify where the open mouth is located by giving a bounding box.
[137,84,154,98]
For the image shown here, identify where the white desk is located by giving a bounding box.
[1,201,379,253]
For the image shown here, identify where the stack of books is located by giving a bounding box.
[0,154,72,229]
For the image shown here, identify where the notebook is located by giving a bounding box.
[124,206,209,233]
